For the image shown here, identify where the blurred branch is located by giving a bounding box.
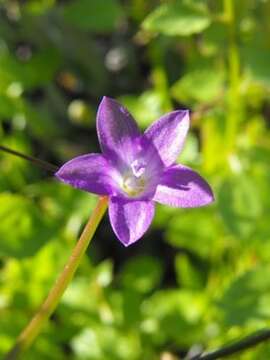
[188,329,270,360]
[0,145,58,173]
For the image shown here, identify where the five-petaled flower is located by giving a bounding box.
[56,97,214,246]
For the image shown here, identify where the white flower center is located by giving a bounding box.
[122,159,147,196]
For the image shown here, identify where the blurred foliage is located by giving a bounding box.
[0,0,270,359]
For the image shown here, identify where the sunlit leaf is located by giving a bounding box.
[119,90,167,128]
[23,0,56,15]
[142,2,211,36]
[171,67,224,105]
[142,289,206,345]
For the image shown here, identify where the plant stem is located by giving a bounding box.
[4,196,109,360]
[224,0,241,152]
[189,328,270,360]
[0,145,58,173]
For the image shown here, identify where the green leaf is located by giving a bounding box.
[0,193,53,258]
[23,0,55,15]
[202,22,228,55]
[142,289,206,345]
[171,67,224,105]
[254,343,270,360]
[62,277,99,312]
[71,326,141,360]
[177,132,199,164]
[142,2,211,36]
[62,261,112,311]
[0,48,61,91]
[166,208,219,258]
[120,255,163,293]
[63,0,124,32]
[0,136,32,191]
[219,267,270,327]
[0,95,20,119]
[175,253,207,290]
[218,175,262,238]
[119,91,167,128]
[243,46,270,88]
[71,328,102,359]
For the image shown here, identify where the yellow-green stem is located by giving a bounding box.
[224,0,241,152]
[5,196,109,360]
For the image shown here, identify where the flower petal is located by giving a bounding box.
[55,153,117,195]
[97,96,140,156]
[153,165,214,208]
[109,197,155,246]
[144,110,189,166]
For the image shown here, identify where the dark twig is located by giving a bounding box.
[189,329,270,360]
[0,145,58,173]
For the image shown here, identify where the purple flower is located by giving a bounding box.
[56,97,214,246]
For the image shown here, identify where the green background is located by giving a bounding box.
[0,0,270,359]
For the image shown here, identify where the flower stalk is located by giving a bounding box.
[224,0,241,152]
[0,145,58,173]
[5,196,108,360]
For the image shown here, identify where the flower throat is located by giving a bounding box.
[122,159,147,196]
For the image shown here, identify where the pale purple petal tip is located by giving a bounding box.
[55,153,116,195]
[153,165,214,208]
[144,110,190,166]
[97,96,140,156]
[108,197,155,246]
